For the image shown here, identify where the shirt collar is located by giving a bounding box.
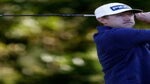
[97,26,112,32]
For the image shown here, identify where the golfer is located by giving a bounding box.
[93,2,150,84]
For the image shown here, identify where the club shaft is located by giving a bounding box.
[0,14,95,17]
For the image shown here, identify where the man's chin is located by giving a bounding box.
[122,24,134,28]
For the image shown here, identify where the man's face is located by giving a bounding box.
[98,11,135,28]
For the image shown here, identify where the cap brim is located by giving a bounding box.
[127,9,143,13]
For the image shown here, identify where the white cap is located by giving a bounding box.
[94,2,142,18]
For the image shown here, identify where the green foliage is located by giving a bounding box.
[0,0,149,84]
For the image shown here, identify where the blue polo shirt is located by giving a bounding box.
[93,26,150,84]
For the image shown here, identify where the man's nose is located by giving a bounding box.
[124,15,132,20]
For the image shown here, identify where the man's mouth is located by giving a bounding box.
[123,22,133,24]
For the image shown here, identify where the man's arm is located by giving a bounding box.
[135,12,150,23]
[112,28,150,49]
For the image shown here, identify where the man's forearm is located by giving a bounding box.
[135,12,150,23]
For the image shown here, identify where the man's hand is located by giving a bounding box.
[135,12,150,23]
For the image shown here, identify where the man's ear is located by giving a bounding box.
[97,17,107,24]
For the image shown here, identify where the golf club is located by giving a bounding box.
[0,14,95,17]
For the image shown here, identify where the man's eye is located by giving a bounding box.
[128,13,134,16]
[118,14,122,16]
[115,14,122,16]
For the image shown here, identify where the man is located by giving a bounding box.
[93,2,150,84]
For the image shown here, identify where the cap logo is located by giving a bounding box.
[110,5,130,11]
